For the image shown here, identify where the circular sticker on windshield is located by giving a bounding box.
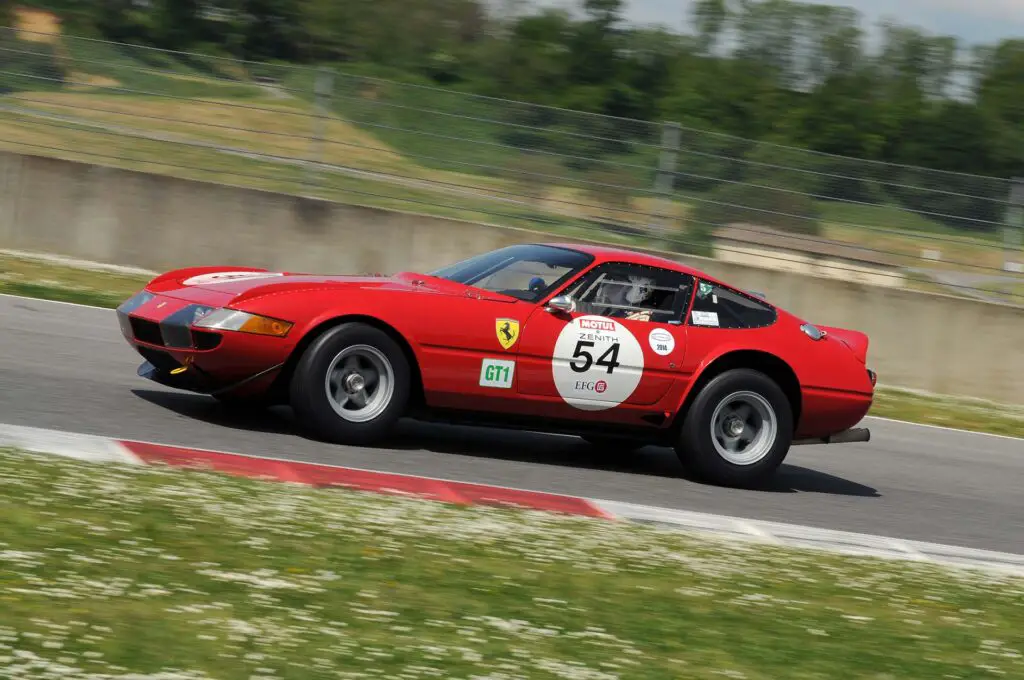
[648,327,675,356]
[182,271,284,286]
[552,315,643,411]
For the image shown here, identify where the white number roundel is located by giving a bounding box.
[182,271,283,286]
[552,315,644,411]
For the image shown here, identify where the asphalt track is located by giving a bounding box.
[1,294,1021,554]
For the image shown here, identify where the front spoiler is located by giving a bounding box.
[137,360,284,396]
[792,427,871,446]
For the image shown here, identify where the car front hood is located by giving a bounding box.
[145,267,515,306]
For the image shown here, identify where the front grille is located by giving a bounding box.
[130,317,164,346]
[127,307,223,351]
[192,330,222,350]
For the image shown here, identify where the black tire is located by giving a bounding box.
[289,322,411,446]
[581,435,645,455]
[675,368,793,488]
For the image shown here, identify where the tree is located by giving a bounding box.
[152,0,201,49]
[691,0,729,56]
[977,39,1024,128]
[224,0,306,62]
[582,0,624,29]
[888,102,1004,232]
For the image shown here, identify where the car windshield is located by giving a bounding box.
[430,244,594,302]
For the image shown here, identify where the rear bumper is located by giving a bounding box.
[792,427,871,446]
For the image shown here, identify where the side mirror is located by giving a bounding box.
[545,295,576,314]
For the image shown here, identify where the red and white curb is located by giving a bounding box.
[2,423,1023,578]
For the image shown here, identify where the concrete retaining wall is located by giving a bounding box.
[2,150,1021,404]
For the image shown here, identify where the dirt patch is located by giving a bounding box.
[10,92,411,170]
[66,72,122,90]
[14,7,61,43]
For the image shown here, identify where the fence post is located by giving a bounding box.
[1004,178,1024,274]
[305,66,334,196]
[652,121,681,243]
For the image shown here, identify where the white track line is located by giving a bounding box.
[0,423,142,465]
[0,248,157,276]
[592,499,1024,576]
[0,292,114,311]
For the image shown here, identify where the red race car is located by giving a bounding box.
[116,243,876,487]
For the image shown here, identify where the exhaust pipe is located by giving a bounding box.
[793,427,871,446]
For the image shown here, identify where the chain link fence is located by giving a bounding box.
[1,27,1022,304]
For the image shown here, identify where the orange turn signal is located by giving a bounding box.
[238,315,293,337]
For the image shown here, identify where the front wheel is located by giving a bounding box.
[289,323,411,446]
[675,368,793,488]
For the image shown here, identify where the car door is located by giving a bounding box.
[412,247,592,412]
[412,291,531,410]
[514,262,694,423]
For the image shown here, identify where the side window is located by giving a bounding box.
[567,263,694,324]
[689,280,777,329]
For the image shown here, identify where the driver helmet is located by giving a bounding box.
[624,275,654,305]
[598,274,655,308]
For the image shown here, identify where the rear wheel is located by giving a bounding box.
[675,368,792,488]
[289,323,411,445]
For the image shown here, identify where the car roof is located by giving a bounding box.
[542,242,712,279]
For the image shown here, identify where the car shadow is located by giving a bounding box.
[131,389,296,435]
[762,464,880,497]
[131,389,880,499]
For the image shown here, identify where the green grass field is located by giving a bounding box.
[1,446,1022,679]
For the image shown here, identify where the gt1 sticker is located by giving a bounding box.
[691,310,720,327]
[552,315,643,411]
[648,327,675,356]
[479,358,515,389]
[182,271,284,286]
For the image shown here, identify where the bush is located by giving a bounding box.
[689,180,823,236]
[505,151,562,208]
[0,33,67,94]
[669,217,715,257]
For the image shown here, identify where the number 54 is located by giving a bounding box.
[569,340,621,374]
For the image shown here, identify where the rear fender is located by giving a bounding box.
[670,347,802,430]
[817,325,870,364]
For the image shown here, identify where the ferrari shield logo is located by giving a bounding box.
[495,318,520,350]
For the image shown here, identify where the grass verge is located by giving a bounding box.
[870,388,1024,438]
[1,446,1022,680]
[2,253,1021,438]
[0,253,151,308]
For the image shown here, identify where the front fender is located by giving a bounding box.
[235,289,430,368]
